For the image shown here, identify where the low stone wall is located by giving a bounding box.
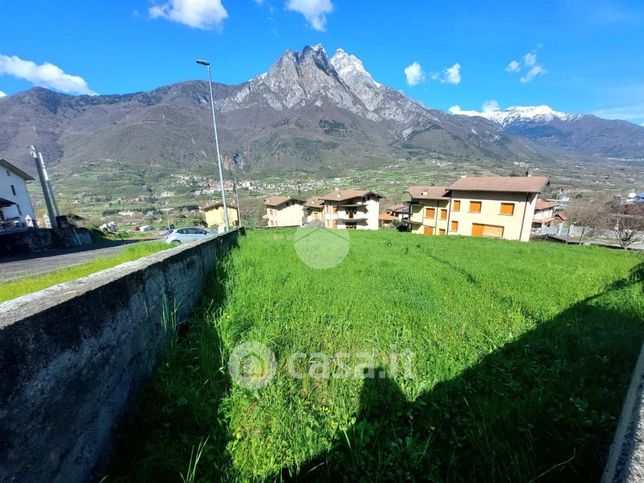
[602,343,644,482]
[0,230,240,482]
[0,227,92,257]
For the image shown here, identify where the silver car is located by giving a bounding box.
[163,227,215,245]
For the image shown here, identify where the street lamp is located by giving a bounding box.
[196,59,229,231]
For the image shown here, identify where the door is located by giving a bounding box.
[423,226,434,235]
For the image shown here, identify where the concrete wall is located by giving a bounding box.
[0,227,92,257]
[0,229,239,482]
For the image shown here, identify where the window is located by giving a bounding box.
[439,228,446,236]
[11,185,16,196]
[423,226,433,235]
[440,209,447,220]
[500,203,515,215]
[6,170,10,176]
[452,200,461,211]
[469,201,482,213]
[424,207,435,218]
[471,223,504,238]
[451,220,458,231]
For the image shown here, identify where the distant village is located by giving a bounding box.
[1,155,643,249]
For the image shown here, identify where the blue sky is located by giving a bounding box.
[1,0,643,124]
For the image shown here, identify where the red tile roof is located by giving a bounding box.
[319,189,382,202]
[447,176,550,194]
[535,199,556,210]
[263,195,304,207]
[404,186,449,200]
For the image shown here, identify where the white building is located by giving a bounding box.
[0,159,35,230]
[263,195,305,227]
[320,189,381,230]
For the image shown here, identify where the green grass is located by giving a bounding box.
[0,242,170,303]
[108,230,644,481]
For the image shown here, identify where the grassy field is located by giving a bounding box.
[108,229,643,481]
[0,242,169,303]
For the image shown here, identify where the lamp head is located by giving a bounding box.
[196,59,210,66]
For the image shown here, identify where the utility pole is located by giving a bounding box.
[30,146,57,229]
[38,151,60,217]
[196,59,229,231]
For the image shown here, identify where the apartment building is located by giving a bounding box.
[304,196,325,224]
[531,199,556,230]
[263,195,305,227]
[319,189,381,230]
[405,186,451,235]
[405,176,550,242]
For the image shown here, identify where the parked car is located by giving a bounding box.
[163,227,215,245]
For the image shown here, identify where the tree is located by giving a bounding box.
[609,204,644,249]
[566,197,610,244]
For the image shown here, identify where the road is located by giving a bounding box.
[0,240,157,282]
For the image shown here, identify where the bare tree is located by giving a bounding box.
[566,197,611,243]
[609,204,644,249]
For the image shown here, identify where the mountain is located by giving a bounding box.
[0,45,642,199]
[452,105,644,159]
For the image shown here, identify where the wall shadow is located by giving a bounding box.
[285,263,644,482]
[103,251,236,482]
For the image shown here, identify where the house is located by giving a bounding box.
[304,196,325,224]
[531,199,557,231]
[263,195,305,227]
[405,176,550,242]
[379,203,410,228]
[203,201,239,228]
[0,159,35,231]
[319,189,381,230]
[405,186,451,235]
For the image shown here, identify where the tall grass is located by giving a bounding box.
[0,242,169,303]
[107,230,644,481]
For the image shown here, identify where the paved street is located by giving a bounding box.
[0,240,155,282]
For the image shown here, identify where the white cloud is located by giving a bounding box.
[482,99,500,112]
[505,60,521,73]
[430,63,461,85]
[0,55,95,95]
[448,105,462,114]
[506,49,546,83]
[0,90,6,97]
[443,63,461,85]
[520,65,546,83]
[404,62,425,86]
[286,0,334,31]
[149,0,228,30]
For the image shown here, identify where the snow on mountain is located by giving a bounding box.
[450,104,584,125]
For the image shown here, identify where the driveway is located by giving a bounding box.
[0,239,157,282]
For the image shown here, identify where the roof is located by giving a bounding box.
[447,176,550,194]
[379,213,395,222]
[387,203,410,214]
[0,197,17,208]
[319,189,382,202]
[304,196,324,209]
[203,201,237,211]
[263,195,304,207]
[535,199,556,210]
[555,212,568,221]
[0,159,34,181]
[404,186,449,200]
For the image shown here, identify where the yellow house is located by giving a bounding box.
[203,201,239,228]
[405,176,550,242]
[405,186,450,235]
[263,195,305,227]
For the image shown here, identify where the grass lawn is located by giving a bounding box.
[108,229,643,481]
[0,242,169,303]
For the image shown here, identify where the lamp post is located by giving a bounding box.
[196,59,229,231]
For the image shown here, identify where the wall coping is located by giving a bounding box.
[0,231,237,328]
